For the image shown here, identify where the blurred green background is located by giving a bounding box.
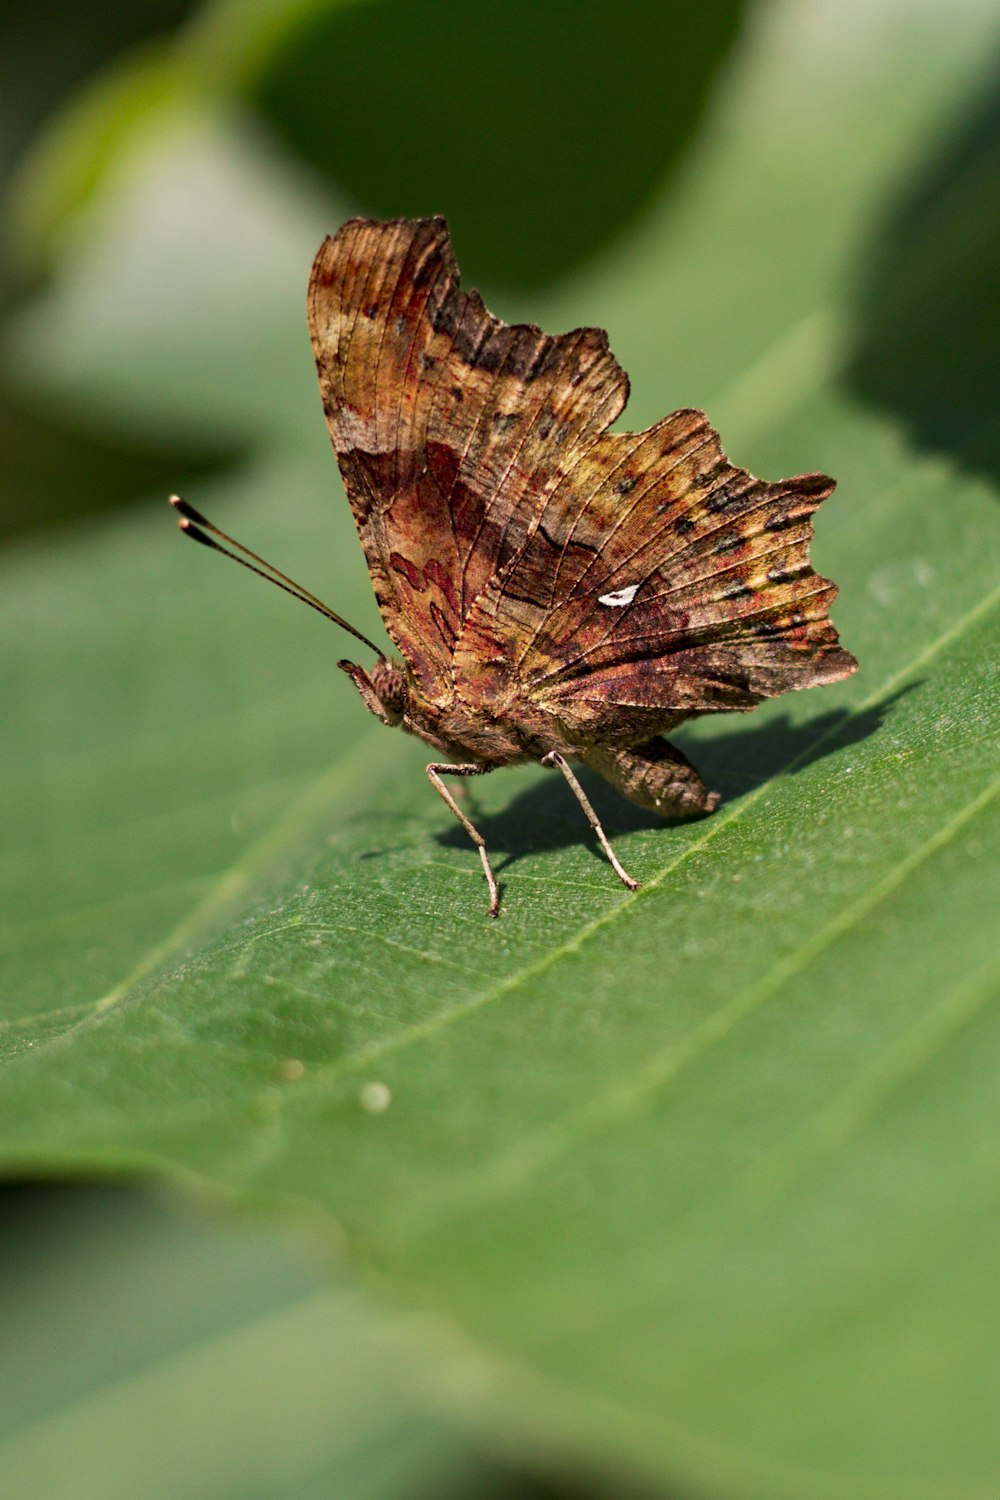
[2,1,998,1497]
[0,0,750,540]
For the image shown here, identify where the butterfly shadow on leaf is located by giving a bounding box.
[433,686,914,876]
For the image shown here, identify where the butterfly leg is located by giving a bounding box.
[426,763,500,918]
[541,751,639,893]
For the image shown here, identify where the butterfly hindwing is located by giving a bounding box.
[455,409,856,736]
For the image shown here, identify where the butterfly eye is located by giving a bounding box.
[598,583,640,608]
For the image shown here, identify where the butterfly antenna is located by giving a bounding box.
[170,495,386,660]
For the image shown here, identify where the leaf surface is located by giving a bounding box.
[2,3,999,1497]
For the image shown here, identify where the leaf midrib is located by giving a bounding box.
[399,774,998,1266]
[255,573,999,1090]
[12,558,998,1121]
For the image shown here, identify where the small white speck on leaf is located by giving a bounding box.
[360,1081,392,1113]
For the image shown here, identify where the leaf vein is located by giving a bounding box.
[281,580,1000,1088]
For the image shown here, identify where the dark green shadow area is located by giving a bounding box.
[0,396,236,540]
[847,58,1000,487]
[252,0,747,290]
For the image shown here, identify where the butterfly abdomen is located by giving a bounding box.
[581,738,720,818]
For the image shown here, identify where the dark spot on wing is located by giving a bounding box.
[388,550,421,590]
[429,285,464,335]
[700,457,729,486]
[706,479,755,514]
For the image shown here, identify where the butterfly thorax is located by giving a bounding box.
[341,655,552,766]
[408,676,555,765]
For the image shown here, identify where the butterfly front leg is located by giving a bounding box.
[426,763,500,918]
[541,751,638,893]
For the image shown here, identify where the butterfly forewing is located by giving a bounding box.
[308,217,629,702]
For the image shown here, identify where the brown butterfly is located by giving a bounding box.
[173,216,856,916]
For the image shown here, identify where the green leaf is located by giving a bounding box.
[3,2,1000,1498]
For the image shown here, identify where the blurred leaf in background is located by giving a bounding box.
[0,1184,603,1500]
[0,0,234,538]
[1,0,999,1498]
[252,0,746,288]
